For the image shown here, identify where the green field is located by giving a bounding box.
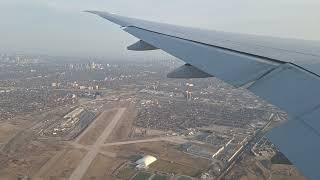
[152,174,167,180]
[149,159,200,177]
[177,176,193,180]
[132,172,152,180]
[116,167,137,180]
[271,152,292,165]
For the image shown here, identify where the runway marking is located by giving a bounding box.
[102,137,187,146]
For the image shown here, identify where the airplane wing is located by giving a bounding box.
[86,11,320,179]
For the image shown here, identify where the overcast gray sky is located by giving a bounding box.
[0,0,319,58]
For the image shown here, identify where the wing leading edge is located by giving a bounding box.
[86,11,320,179]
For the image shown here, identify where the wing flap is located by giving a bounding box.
[267,115,320,180]
[249,63,320,117]
[303,107,320,132]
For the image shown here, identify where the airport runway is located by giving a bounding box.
[69,107,126,180]
[34,106,189,180]
[102,136,187,146]
[75,108,115,143]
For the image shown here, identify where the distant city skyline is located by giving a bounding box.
[1,0,319,58]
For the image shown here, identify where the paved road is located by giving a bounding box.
[69,108,126,180]
[217,113,275,180]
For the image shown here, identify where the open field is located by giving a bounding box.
[116,165,138,180]
[226,153,306,180]
[0,107,74,179]
[152,174,168,180]
[149,159,201,177]
[132,172,152,180]
[0,122,21,145]
[81,154,125,180]
[0,146,59,180]
[102,141,210,170]
[40,149,86,180]
[270,164,306,180]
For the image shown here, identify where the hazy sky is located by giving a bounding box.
[0,0,319,58]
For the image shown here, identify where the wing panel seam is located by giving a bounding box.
[127,26,284,65]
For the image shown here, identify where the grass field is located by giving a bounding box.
[271,152,292,165]
[177,176,193,180]
[117,167,137,180]
[132,172,152,180]
[149,159,200,177]
[152,174,167,180]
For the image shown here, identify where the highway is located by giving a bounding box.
[217,113,275,179]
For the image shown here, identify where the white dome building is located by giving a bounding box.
[135,155,157,169]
